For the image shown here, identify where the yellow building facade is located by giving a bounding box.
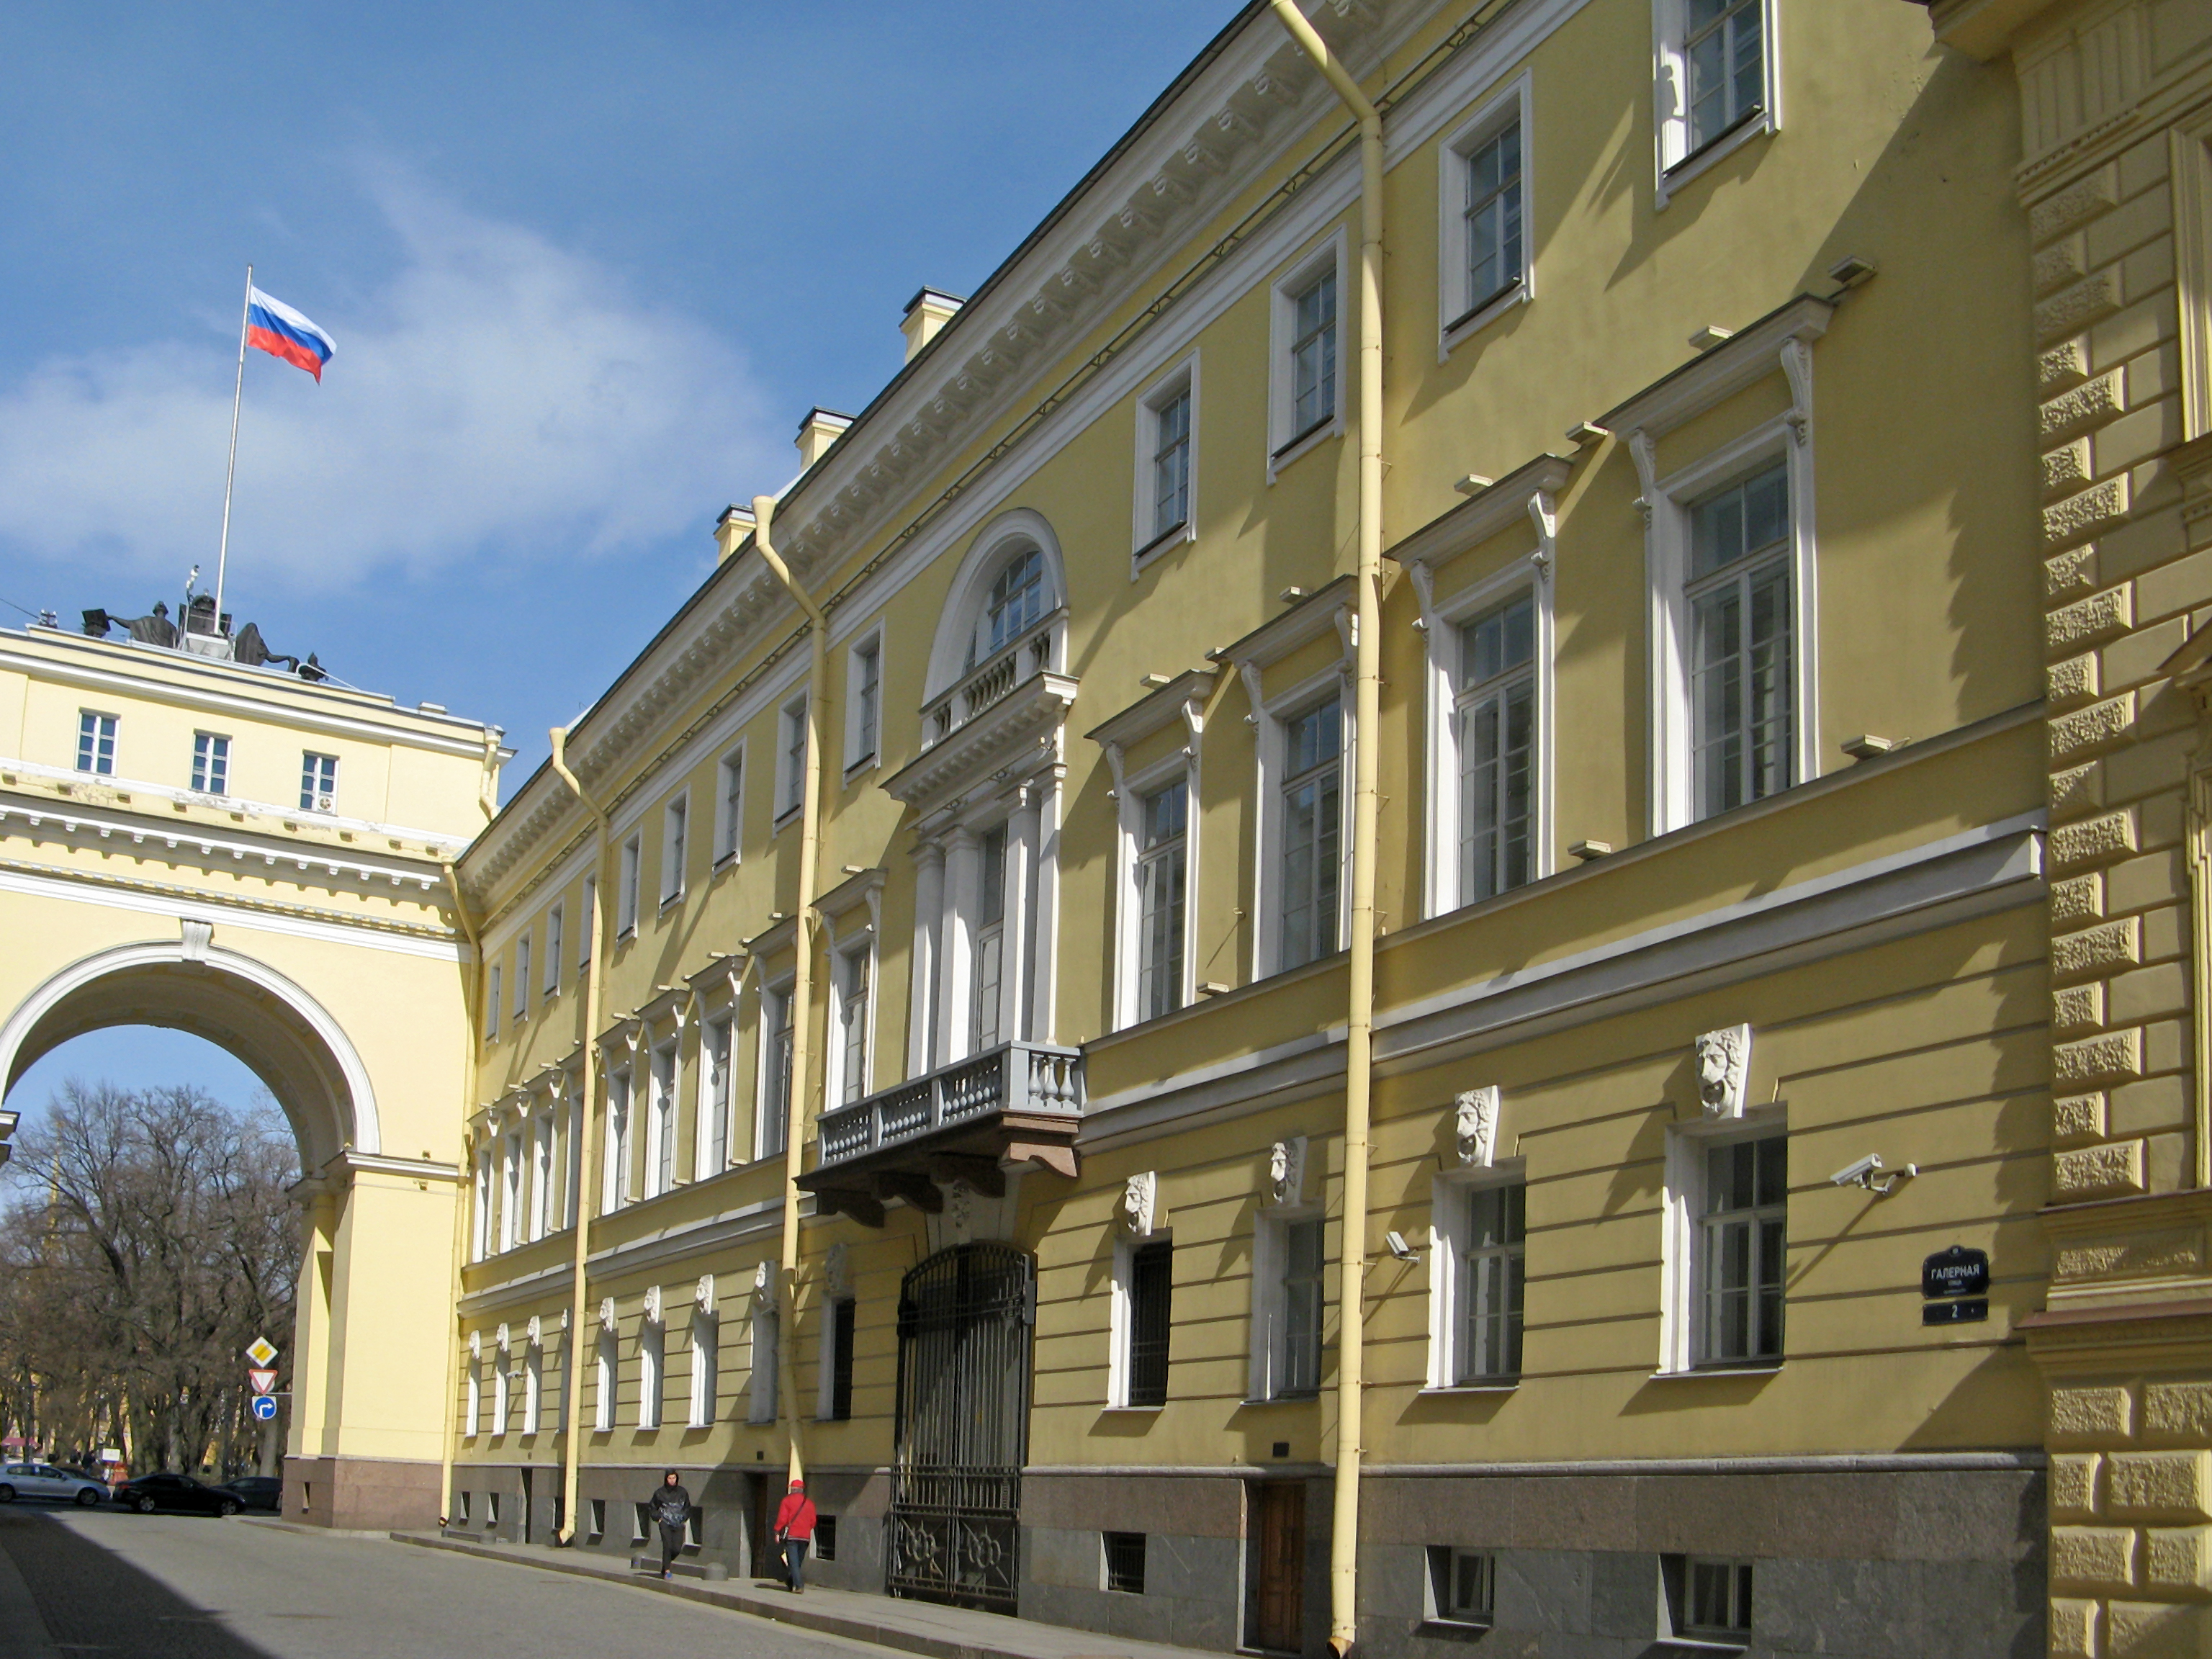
[0,618,504,1527]
[448,1,2070,1653]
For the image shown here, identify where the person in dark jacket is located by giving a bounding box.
[773,1478,817,1592]
[647,1470,691,1578]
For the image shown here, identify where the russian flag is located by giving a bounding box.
[246,287,336,382]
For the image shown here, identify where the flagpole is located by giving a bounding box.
[212,264,252,648]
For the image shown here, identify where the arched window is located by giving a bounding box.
[971,547,1045,669]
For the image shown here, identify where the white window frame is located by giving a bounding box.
[300,751,338,813]
[76,710,118,775]
[544,904,562,998]
[190,731,230,795]
[660,791,688,907]
[844,629,884,776]
[513,935,531,1020]
[529,1112,554,1241]
[602,1067,632,1213]
[696,1013,732,1179]
[493,1351,509,1431]
[1248,1208,1326,1402]
[1653,0,1781,207]
[1425,1546,1498,1629]
[617,834,642,937]
[1256,671,1351,979]
[1437,73,1533,356]
[465,1357,480,1438]
[638,1317,663,1430]
[749,1305,779,1425]
[1659,1109,1786,1375]
[1645,420,1816,836]
[688,1313,717,1429]
[830,938,876,1107]
[1112,753,1197,1029]
[1107,1230,1173,1410]
[499,1130,522,1253]
[1267,230,1349,477]
[758,979,793,1161]
[644,1040,678,1200]
[1424,559,1554,917]
[1426,1164,1527,1390]
[523,1344,542,1435]
[485,966,501,1042]
[593,1330,615,1432]
[471,1146,492,1262]
[1131,352,1200,565]
[714,743,746,866]
[776,692,809,823]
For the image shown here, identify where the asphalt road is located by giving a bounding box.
[0,1503,872,1659]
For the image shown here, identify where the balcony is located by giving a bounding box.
[799,1041,1082,1226]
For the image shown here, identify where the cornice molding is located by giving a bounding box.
[881,673,1079,820]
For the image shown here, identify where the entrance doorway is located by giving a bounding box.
[887,1242,1032,1612]
[744,1473,775,1579]
[1251,1481,1305,1654]
[520,1467,533,1544]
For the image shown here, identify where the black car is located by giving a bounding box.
[216,1475,281,1513]
[115,1473,240,1516]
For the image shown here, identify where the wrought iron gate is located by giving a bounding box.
[887,1242,1032,1611]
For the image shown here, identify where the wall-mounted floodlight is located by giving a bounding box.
[1383,1231,1419,1262]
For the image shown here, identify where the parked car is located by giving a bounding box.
[0,1462,107,1506]
[115,1473,240,1516]
[215,1475,281,1513]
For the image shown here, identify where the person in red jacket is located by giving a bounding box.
[773,1477,817,1593]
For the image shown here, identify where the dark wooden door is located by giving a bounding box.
[518,1467,533,1545]
[746,1473,775,1578]
[1254,1482,1305,1653]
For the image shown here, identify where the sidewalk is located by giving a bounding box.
[391,1530,1230,1659]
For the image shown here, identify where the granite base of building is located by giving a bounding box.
[284,1455,441,1531]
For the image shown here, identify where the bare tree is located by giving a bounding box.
[0,1081,297,1475]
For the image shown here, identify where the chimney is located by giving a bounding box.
[795,408,855,471]
[714,503,756,564]
[900,288,965,362]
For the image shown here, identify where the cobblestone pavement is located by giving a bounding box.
[0,1504,877,1659]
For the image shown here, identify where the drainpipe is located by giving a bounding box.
[549,724,612,1545]
[433,727,500,1528]
[744,493,830,1490]
[1266,6,1383,1654]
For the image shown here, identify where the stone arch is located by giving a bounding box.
[922,507,1069,701]
[0,938,380,1171]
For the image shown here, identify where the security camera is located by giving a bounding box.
[1384,1231,1419,1263]
[1830,1154,1884,1188]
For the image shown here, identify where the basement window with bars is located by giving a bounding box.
[1104,1532,1146,1595]
[1124,1239,1172,1408]
[815,1516,837,1561]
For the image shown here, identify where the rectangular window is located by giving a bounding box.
[815,1516,838,1561]
[827,1297,855,1421]
[1152,386,1191,541]
[716,747,745,863]
[602,1070,631,1213]
[638,1321,662,1430]
[544,904,562,996]
[493,1357,508,1431]
[485,966,501,1042]
[1126,1239,1172,1408]
[837,947,871,1105]
[1278,698,1342,971]
[778,693,809,819]
[500,1132,522,1253]
[513,936,531,1020]
[1287,269,1338,443]
[580,877,598,965]
[618,835,641,935]
[1426,1547,1496,1626]
[660,795,687,904]
[1461,1183,1525,1382]
[1281,1217,1323,1396]
[1689,459,1793,821]
[750,1309,779,1424]
[971,824,1008,1051]
[1462,120,1523,318]
[1686,0,1764,153]
[849,637,881,770]
[1668,1555,1754,1642]
[646,1042,677,1200]
[76,711,117,775]
[588,1498,606,1541]
[530,1113,554,1241]
[1457,595,1537,904]
[760,985,793,1160]
[523,1346,542,1434]
[300,752,338,813]
[190,732,229,794]
[1136,780,1187,1021]
[689,1318,717,1428]
[1699,1135,1786,1364]
[1104,1532,1146,1595]
[472,1149,492,1262]
[593,1332,615,1432]
[465,1361,480,1437]
[698,1016,732,1178]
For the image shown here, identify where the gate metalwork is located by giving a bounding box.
[886,1242,1032,1611]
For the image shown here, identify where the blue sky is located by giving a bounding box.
[1,0,1244,1106]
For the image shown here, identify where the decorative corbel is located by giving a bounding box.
[1179,687,1208,757]
[1695,1025,1753,1118]
[753,1259,773,1298]
[597,1296,616,1334]
[1405,558,1437,634]
[495,1321,511,1355]
[824,1242,852,1300]
[1101,738,1128,803]
[467,1330,482,1361]
[642,1284,663,1325]
[1629,431,1658,524]
[1527,491,1558,583]
[1455,1087,1500,1167]
[694,1274,716,1317]
[1267,1136,1308,1207]
[1236,657,1266,727]
[1332,601,1356,660]
[526,1314,542,1347]
[1780,339,1813,448]
[1122,1170,1159,1236]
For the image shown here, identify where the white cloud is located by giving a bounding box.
[0,179,783,587]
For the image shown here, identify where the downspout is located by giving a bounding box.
[1266,6,1383,1654]
[549,724,612,1545]
[433,733,497,1527]
[743,493,830,1491]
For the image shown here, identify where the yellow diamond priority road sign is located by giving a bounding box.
[246,1336,279,1368]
